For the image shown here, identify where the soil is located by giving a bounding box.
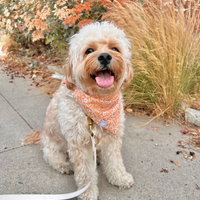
[0,54,62,97]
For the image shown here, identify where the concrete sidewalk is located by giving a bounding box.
[0,68,200,200]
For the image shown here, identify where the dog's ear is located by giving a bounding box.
[122,61,133,88]
[64,58,76,90]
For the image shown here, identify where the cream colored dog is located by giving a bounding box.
[25,22,134,200]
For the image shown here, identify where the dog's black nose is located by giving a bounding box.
[98,53,112,67]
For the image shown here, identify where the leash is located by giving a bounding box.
[0,116,96,200]
[88,117,97,170]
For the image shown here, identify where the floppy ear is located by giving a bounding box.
[64,57,76,90]
[122,61,133,88]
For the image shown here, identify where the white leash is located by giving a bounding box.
[0,182,91,199]
[0,122,96,200]
[91,134,97,170]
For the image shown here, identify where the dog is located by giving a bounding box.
[24,22,134,200]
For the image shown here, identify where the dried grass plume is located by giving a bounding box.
[105,0,200,117]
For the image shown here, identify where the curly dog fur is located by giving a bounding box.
[24,22,134,200]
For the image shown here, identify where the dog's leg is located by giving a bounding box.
[100,134,134,189]
[41,135,74,174]
[68,141,99,200]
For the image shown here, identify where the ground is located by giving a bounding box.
[0,67,200,200]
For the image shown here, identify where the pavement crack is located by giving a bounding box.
[0,93,34,131]
[0,145,24,154]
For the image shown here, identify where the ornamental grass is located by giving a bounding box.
[105,0,200,117]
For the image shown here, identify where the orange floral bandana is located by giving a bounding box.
[72,88,121,134]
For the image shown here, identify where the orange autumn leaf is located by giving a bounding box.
[84,2,93,11]
[175,162,181,167]
[78,19,94,28]
[75,3,85,14]
[64,15,81,25]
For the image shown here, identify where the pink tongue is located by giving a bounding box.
[95,71,114,88]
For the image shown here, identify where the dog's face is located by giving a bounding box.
[65,22,133,95]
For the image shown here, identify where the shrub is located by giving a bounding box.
[105,0,200,117]
[0,0,125,52]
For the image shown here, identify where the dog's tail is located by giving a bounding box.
[23,130,41,145]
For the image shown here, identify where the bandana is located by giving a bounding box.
[72,88,121,134]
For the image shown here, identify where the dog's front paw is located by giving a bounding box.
[109,172,134,189]
[54,163,74,175]
[78,185,99,200]
[119,172,134,189]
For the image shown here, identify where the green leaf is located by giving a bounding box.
[70,29,75,35]
[57,29,61,36]
[58,44,65,51]
[45,35,50,44]
[53,39,58,46]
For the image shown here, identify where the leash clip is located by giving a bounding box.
[88,117,94,137]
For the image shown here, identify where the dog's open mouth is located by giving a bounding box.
[91,69,114,88]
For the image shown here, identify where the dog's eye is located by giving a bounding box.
[85,48,94,55]
[111,47,119,52]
